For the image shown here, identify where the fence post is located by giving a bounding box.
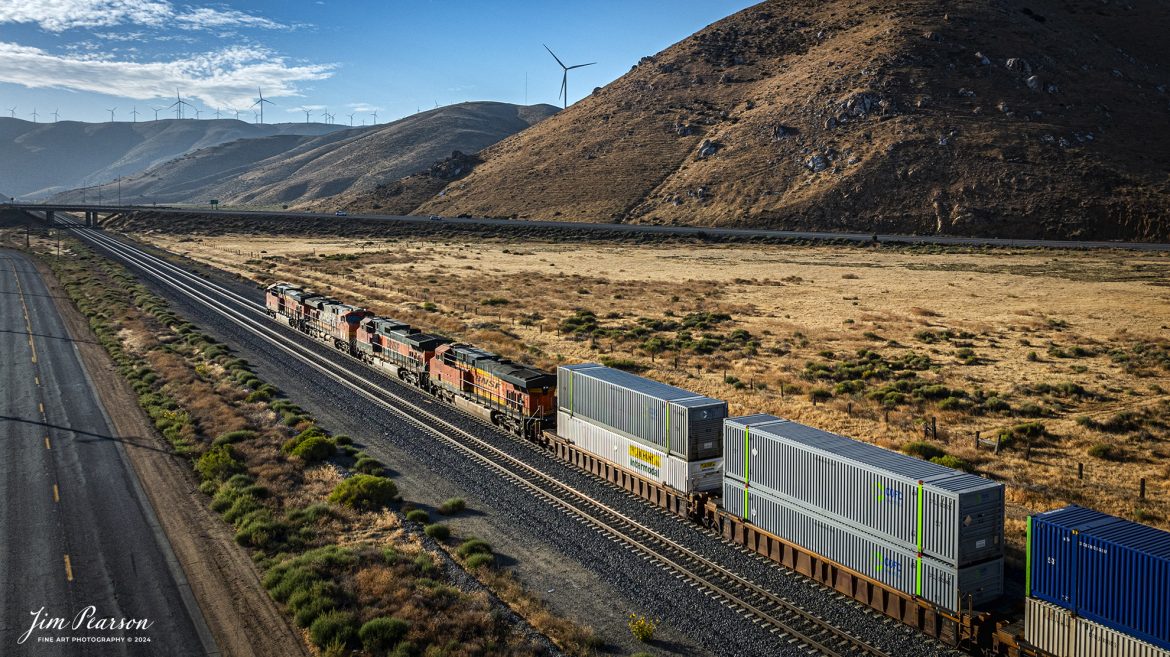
[1140,478,1146,499]
[931,416,938,441]
[974,430,980,450]
[1078,463,1083,480]
[884,410,889,424]
[847,402,853,417]
[994,434,1001,454]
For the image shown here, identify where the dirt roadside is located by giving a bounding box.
[29,254,309,657]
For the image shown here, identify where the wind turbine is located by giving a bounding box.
[369,110,378,124]
[107,107,117,122]
[193,107,202,120]
[234,109,242,120]
[251,87,273,124]
[52,108,61,122]
[301,107,312,123]
[214,107,222,119]
[169,89,192,119]
[7,107,14,118]
[130,107,139,122]
[152,106,164,121]
[31,108,38,123]
[543,44,596,109]
[347,112,355,126]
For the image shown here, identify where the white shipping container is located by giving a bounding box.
[724,478,1003,613]
[558,364,726,459]
[557,410,721,493]
[724,415,1003,567]
[1024,598,1170,657]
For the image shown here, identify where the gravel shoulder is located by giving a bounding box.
[29,253,310,657]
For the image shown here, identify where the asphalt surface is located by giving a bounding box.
[12,203,1170,251]
[0,250,214,656]
[69,227,967,657]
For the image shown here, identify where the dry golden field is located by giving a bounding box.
[142,231,1170,551]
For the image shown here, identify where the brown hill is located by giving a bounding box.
[363,0,1170,240]
[55,102,557,208]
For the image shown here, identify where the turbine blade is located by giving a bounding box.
[567,62,597,69]
[543,44,567,70]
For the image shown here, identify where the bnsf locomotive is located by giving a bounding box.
[265,282,555,438]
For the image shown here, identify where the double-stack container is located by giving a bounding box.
[1028,505,1170,651]
[558,364,726,460]
[1025,597,1170,657]
[724,414,1004,567]
[724,477,1002,612]
[556,364,726,493]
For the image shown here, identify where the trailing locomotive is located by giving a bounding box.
[265,282,555,439]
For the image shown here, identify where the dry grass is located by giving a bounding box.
[144,231,1170,551]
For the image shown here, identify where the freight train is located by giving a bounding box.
[264,282,1169,657]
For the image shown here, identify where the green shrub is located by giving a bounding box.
[359,617,411,652]
[292,593,337,628]
[195,445,244,482]
[1087,443,1126,461]
[332,435,353,446]
[456,538,492,559]
[309,610,357,650]
[282,425,328,453]
[391,640,419,657]
[464,553,494,570]
[930,455,974,472]
[213,429,257,446]
[287,503,333,526]
[405,509,430,523]
[902,441,946,460]
[352,455,386,475]
[245,389,273,403]
[808,387,832,403]
[328,475,398,511]
[423,524,450,541]
[291,435,336,463]
[413,553,435,575]
[438,498,466,515]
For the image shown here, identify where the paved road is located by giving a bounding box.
[10,203,1170,251]
[0,250,214,656]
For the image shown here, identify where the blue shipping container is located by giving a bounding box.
[1028,505,1170,651]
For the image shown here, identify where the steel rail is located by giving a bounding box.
[64,220,893,657]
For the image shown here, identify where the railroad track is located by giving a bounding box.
[62,219,893,657]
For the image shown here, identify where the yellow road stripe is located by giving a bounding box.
[38,402,44,415]
[44,436,51,450]
[35,376,39,386]
[63,554,73,582]
[53,484,59,503]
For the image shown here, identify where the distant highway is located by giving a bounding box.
[0,250,214,655]
[8,202,1170,251]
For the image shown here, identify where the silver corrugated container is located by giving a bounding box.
[723,415,1003,567]
[1026,597,1076,657]
[558,364,726,459]
[557,410,721,493]
[1024,598,1170,657]
[725,478,1003,613]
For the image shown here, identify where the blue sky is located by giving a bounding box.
[0,1,756,125]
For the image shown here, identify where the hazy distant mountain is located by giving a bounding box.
[54,102,558,208]
[0,118,347,199]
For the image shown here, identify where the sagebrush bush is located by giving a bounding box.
[195,444,244,482]
[212,429,257,446]
[291,435,336,463]
[423,524,450,541]
[456,539,491,559]
[438,498,466,515]
[328,475,398,511]
[359,617,410,652]
[405,509,430,523]
[309,610,357,650]
[902,441,946,461]
[464,553,494,570]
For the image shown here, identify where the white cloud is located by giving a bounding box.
[346,102,381,113]
[0,0,284,32]
[0,41,333,108]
